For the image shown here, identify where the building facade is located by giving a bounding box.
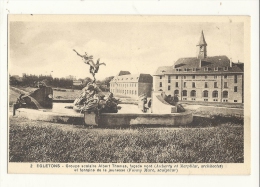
[110,71,153,99]
[153,31,244,103]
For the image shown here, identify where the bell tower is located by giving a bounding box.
[197,30,207,59]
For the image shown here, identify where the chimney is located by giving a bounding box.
[199,59,201,68]
[230,58,232,68]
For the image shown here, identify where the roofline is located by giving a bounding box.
[153,72,244,76]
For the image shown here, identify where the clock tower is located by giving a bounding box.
[197,30,207,59]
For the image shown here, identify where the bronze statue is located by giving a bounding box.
[73,49,106,82]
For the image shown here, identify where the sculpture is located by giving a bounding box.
[72,49,118,115]
[73,49,106,82]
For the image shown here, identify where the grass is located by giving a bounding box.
[9,89,21,106]
[9,116,243,163]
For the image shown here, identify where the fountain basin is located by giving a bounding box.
[15,103,193,127]
[95,111,193,127]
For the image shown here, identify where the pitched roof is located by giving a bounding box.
[118,71,131,76]
[197,30,207,46]
[154,56,244,75]
[110,73,152,83]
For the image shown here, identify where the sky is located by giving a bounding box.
[9,18,244,80]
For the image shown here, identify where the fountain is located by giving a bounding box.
[13,50,193,127]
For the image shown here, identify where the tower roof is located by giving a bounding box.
[197,30,207,46]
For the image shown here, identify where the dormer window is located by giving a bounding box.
[192,68,196,72]
[184,68,188,72]
[175,68,180,72]
[224,67,228,71]
[204,67,208,71]
[214,67,218,71]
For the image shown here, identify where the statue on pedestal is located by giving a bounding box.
[73,49,106,82]
[73,49,118,115]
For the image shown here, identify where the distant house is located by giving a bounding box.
[73,80,83,86]
[110,71,153,98]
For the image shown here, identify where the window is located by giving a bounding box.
[234,75,238,83]
[192,98,196,101]
[212,90,218,98]
[190,90,196,97]
[183,75,186,79]
[182,98,187,100]
[213,99,218,102]
[204,99,208,101]
[160,82,162,87]
[175,82,179,87]
[205,82,208,88]
[234,100,237,103]
[192,68,196,72]
[176,76,179,79]
[175,68,180,72]
[174,90,179,95]
[214,67,218,71]
[214,82,218,88]
[224,67,228,71]
[203,90,208,97]
[224,82,228,88]
[223,91,228,98]
[224,75,227,79]
[204,67,208,71]
[184,82,187,88]
[214,75,217,79]
[160,76,162,79]
[182,90,187,97]
[192,75,196,79]
[184,68,188,72]
[135,90,137,95]
[205,75,208,79]
[168,76,171,83]
[192,82,196,88]
[168,85,171,90]
[234,86,237,92]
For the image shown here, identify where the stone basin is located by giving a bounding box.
[15,103,193,127]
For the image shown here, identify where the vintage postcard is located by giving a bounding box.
[8,15,250,174]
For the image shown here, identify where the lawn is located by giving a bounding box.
[9,116,243,163]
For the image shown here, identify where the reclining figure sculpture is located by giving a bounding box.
[73,82,119,115]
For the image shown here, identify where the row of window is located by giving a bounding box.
[113,77,139,81]
[111,83,137,88]
[162,82,237,91]
[184,98,238,102]
[175,66,229,72]
[111,89,137,95]
[161,75,239,83]
[174,90,229,98]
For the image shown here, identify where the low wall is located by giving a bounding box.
[97,111,193,127]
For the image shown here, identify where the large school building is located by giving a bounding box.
[153,31,244,103]
[110,71,153,99]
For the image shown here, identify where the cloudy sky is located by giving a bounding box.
[9,17,244,80]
